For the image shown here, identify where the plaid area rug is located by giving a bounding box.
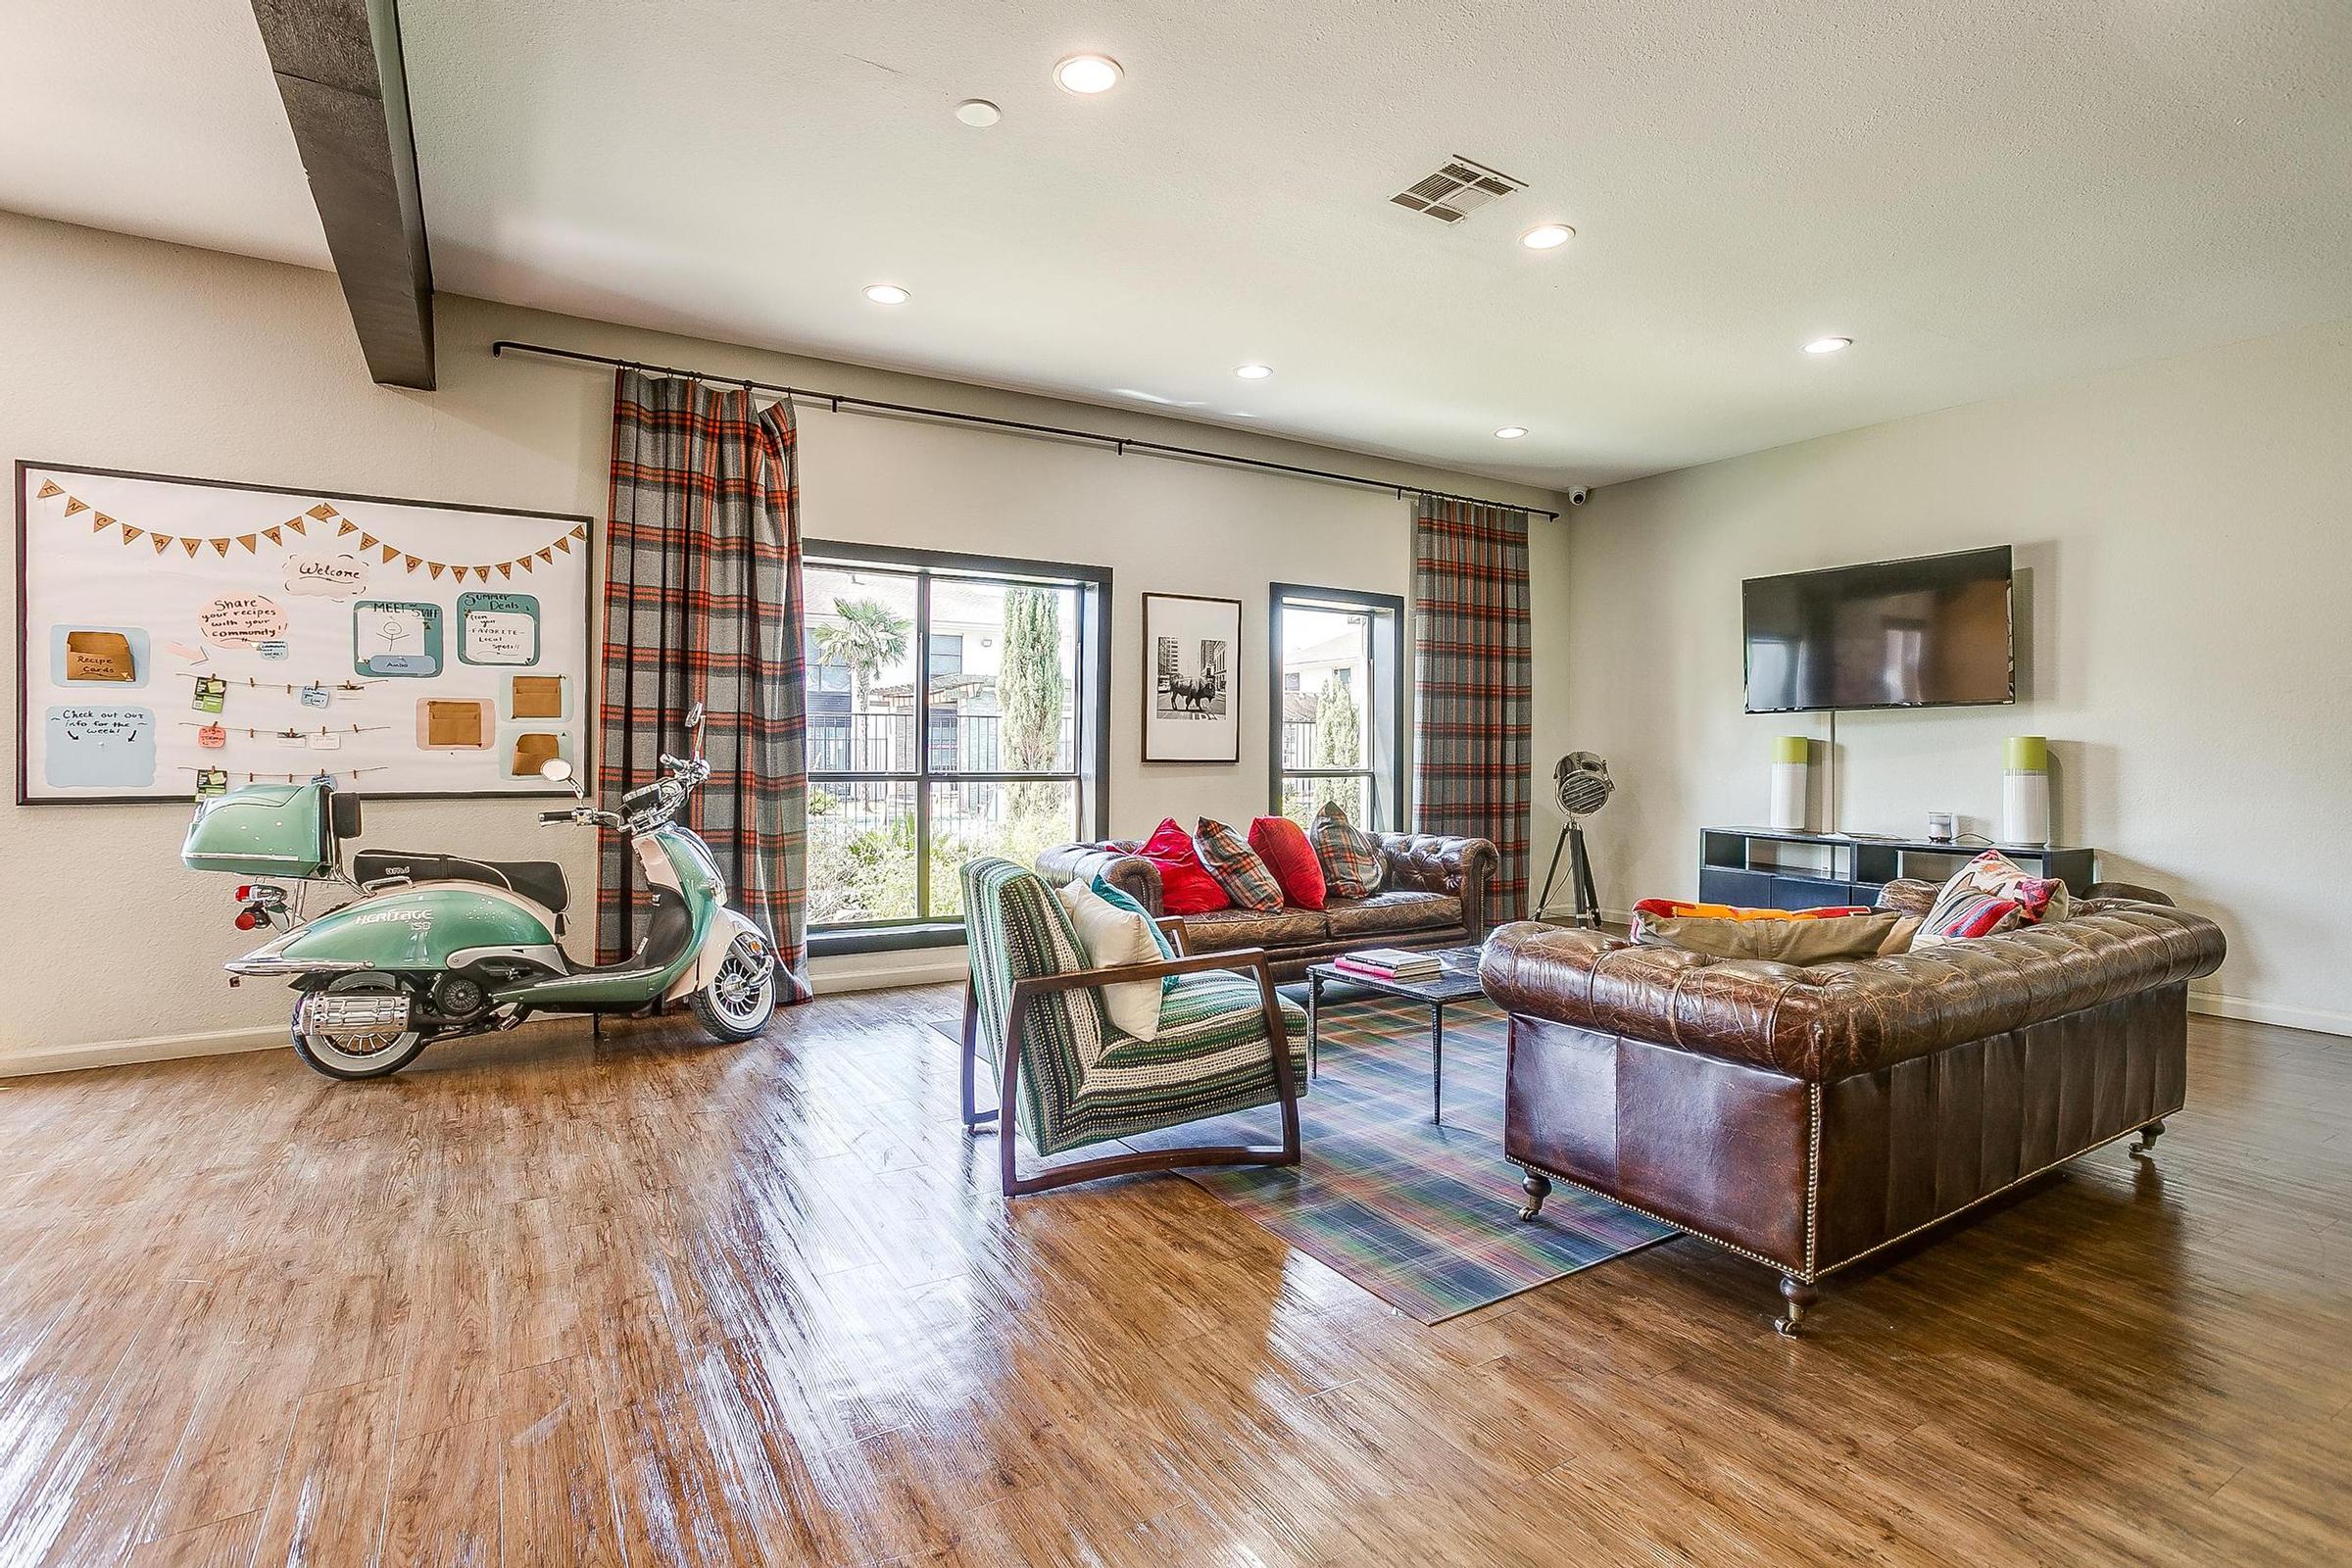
[931,993,1675,1322]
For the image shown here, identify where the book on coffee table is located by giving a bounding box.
[1333,948,1443,981]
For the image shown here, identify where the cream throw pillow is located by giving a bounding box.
[1054,879,1164,1042]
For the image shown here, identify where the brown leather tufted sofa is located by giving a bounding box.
[1035,832,1496,981]
[1480,879,2226,1332]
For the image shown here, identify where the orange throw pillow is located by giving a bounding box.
[1248,816,1326,909]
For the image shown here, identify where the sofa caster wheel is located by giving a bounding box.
[1517,1169,1551,1222]
[2130,1118,2166,1158]
[1776,1275,1817,1336]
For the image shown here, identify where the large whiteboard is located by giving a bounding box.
[17,462,593,804]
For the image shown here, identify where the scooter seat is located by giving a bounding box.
[351,850,570,914]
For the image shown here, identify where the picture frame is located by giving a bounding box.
[1141,591,1242,763]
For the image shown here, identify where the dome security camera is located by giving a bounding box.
[1566,486,1591,507]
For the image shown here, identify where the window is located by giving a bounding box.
[804,540,1109,949]
[1269,583,1403,830]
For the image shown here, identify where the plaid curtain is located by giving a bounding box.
[598,368,810,1002]
[1412,498,1532,919]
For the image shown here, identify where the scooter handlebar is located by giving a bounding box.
[539,807,621,829]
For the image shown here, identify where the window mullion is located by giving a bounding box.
[913,570,933,920]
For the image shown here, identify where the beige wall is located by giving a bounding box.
[1558,317,2352,1035]
[0,212,1565,1071]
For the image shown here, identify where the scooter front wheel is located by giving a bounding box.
[291,975,429,1079]
[690,932,778,1042]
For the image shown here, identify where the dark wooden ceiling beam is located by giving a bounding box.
[251,0,434,388]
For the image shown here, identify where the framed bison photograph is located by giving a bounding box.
[1141,591,1241,763]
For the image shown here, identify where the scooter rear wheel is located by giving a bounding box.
[292,975,429,1079]
[691,932,778,1042]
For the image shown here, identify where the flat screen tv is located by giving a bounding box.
[1743,546,2014,713]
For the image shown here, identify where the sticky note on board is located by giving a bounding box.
[356,602,443,677]
[199,595,287,646]
[192,676,227,713]
[511,675,564,719]
[512,732,563,777]
[65,630,135,682]
[299,684,329,710]
[197,723,226,749]
[418,699,491,749]
[44,706,156,790]
[458,592,541,666]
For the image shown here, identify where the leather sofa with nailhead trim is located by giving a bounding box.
[1478,879,2226,1333]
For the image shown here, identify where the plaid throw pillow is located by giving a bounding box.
[1310,803,1383,898]
[1913,851,2072,949]
[1193,817,1286,911]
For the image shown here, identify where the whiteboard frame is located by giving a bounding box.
[15,460,597,806]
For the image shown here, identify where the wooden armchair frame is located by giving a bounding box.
[959,918,1301,1196]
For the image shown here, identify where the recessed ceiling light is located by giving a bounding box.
[1054,54,1122,94]
[1804,336,1852,354]
[1494,426,1529,440]
[954,99,1001,127]
[862,283,910,305]
[1234,364,1273,380]
[1520,223,1575,250]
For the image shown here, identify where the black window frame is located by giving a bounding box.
[805,539,1111,956]
[1268,581,1405,831]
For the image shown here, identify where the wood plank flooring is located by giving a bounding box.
[0,991,2344,1565]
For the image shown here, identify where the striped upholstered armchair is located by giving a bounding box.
[959,857,1308,1195]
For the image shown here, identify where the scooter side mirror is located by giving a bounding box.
[684,703,705,732]
[539,758,586,799]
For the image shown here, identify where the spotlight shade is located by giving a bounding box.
[1804,336,1853,354]
[863,284,910,305]
[1494,426,1529,439]
[1520,223,1574,250]
[1234,364,1273,380]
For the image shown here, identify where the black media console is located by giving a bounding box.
[1697,827,2095,912]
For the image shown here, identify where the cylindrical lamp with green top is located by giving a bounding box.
[1770,735,1810,832]
[2003,735,2050,846]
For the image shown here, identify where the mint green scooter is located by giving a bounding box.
[183,708,777,1078]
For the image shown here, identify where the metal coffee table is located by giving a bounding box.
[1303,945,1489,1124]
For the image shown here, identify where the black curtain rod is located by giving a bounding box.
[488,338,1560,519]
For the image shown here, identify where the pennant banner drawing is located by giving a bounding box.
[33,481,587,581]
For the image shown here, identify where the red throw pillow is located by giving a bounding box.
[1138,817,1233,915]
[1248,816,1326,909]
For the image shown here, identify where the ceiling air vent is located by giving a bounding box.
[1390,156,1526,223]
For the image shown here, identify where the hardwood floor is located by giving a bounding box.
[0,992,2344,1565]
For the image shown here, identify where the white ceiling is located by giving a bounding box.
[0,2,329,270]
[6,2,2351,487]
